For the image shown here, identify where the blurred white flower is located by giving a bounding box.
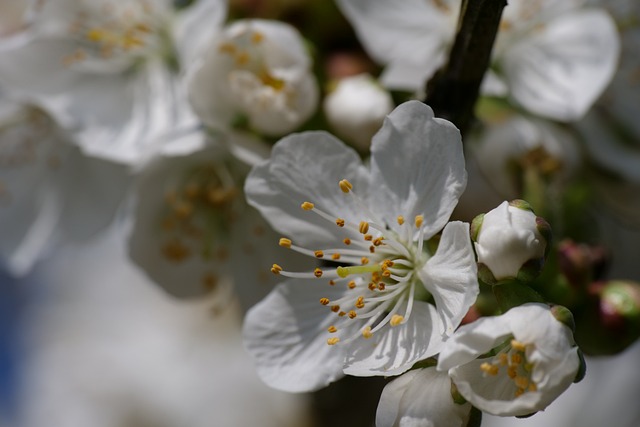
[243,101,477,392]
[437,303,581,417]
[470,113,581,200]
[323,73,394,151]
[188,19,318,137]
[127,133,303,309]
[336,0,620,121]
[0,0,227,165]
[473,201,549,282]
[0,99,128,276]
[376,367,472,427]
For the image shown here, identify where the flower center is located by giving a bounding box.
[217,27,299,123]
[480,339,538,397]
[63,0,165,68]
[158,162,240,292]
[272,179,432,346]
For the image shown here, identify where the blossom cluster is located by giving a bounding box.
[1,0,639,426]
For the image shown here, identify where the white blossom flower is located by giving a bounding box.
[376,367,472,427]
[470,112,581,200]
[187,19,318,137]
[243,101,478,392]
[127,133,303,310]
[0,99,128,276]
[0,0,227,165]
[473,201,549,282]
[323,73,394,151]
[336,0,620,121]
[437,303,581,417]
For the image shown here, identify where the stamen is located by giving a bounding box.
[397,215,405,225]
[314,268,323,278]
[348,311,357,319]
[414,215,424,228]
[314,250,324,258]
[327,325,337,333]
[359,221,369,234]
[339,179,353,193]
[327,337,340,346]
[331,253,341,260]
[362,326,373,339]
[278,238,292,248]
[347,280,357,289]
[271,264,282,274]
[319,298,330,305]
[336,218,345,227]
[390,314,404,326]
[510,340,527,352]
[301,201,314,210]
[480,362,499,376]
[343,238,351,245]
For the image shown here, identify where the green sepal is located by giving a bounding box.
[574,348,587,383]
[493,279,545,312]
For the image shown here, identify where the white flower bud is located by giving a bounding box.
[323,73,393,150]
[473,200,549,283]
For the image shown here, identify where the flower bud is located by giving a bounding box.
[323,73,393,151]
[575,280,640,355]
[557,239,609,289]
[472,200,550,284]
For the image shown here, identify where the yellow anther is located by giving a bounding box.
[235,51,250,65]
[278,238,292,248]
[327,337,340,346]
[368,282,376,291]
[373,237,384,246]
[364,234,373,241]
[328,280,336,286]
[355,296,365,309]
[511,353,523,365]
[331,305,340,312]
[362,326,373,339]
[301,201,315,210]
[251,31,264,44]
[359,221,369,234]
[348,310,357,319]
[382,260,395,268]
[314,250,324,258]
[514,388,525,397]
[528,383,538,392]
[327,325,337,333]
[86,28,106,42]
[390,314,404,326]
[218,42,237,54]
[336,218,345,227]
[320,298,330,306]
[372,271,381,282]
[369,246,376,253]
[314,268,323,278]
[415,215,424,228]
[499,354,509,366]
[343,238,351,245]
[361,257,370,265]
[270,264,282,275]
[339,179,353,193]
[382,270,391,278]
[338,311,346,317]
[510,340,527,352]
[397,215,405,225]
[507,366,518,379]
[514,376,530,389]
[332,253,341,260]
[347,280,356,289]
[377,283,386,290]
[480,362,499,376]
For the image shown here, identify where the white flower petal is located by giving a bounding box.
[245,131,369,248]
[370,101,466,239]
[174,0,227,65]
[500,9,620,121]
[420,221,478,335]
[336,0,456,91]
[242,279,349,392]
[382,368,472,427]
[343,301,444,377]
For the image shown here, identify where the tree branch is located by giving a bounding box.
[424,0,507,136]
